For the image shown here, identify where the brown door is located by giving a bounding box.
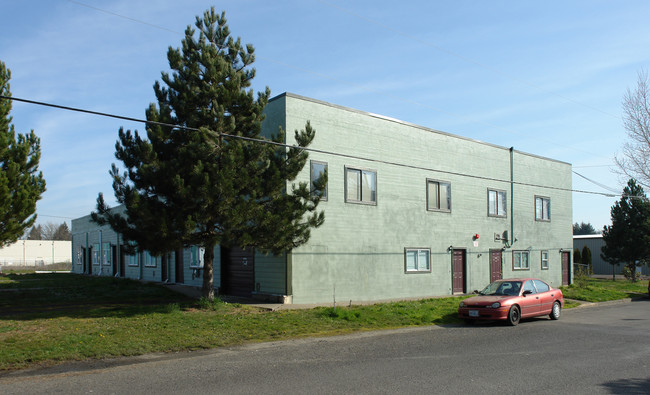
[221,246,255,297]
[561,251,570,285]
[119,246,125,278]
[452,249,466,293]
[175,250,184,284]
[112,245,118,277]
[86,246,92,274]
[161,254,168,282]
[81,247,87,274]
[489,249,503,283]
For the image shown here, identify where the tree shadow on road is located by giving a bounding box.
[600,377,650,394]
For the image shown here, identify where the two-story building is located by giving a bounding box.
[72,93,573,304]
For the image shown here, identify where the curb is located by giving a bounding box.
[566,296,647,309]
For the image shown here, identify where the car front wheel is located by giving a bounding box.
[549,301,561,320]
[507,305,520,326]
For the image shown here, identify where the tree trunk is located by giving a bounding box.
[201,241,216,300]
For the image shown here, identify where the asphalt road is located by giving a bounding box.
[1,299,649,394]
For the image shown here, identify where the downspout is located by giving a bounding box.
[510,147,515,247]
[99,230,103,276]
[117,233,121,277]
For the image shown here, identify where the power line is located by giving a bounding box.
[1,94,619,198]
[572,170,619,195]
[65,0,612,162]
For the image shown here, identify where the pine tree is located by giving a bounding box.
[581,246,592,274]
[601,179,650,281]
[573,248,581,264]
[93,8,325,299]
[53,222,71,241]
[27,224,42,240]
[0,61,46,247]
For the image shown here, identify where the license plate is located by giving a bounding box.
[469,310,479,317]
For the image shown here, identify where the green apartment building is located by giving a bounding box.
[71,93,573,304]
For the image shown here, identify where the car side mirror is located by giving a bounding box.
[523,290,533,296]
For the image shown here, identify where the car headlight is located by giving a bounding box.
[459,301,466,308]
[491,302,501,308]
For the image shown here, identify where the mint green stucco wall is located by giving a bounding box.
[265,93,572,304]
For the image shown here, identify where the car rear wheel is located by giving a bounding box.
[507,305,520,326]
[549,301,561,320]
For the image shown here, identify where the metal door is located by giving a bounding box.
[489,249,502,283]
[561,251,570,286]
[452,249,466,294]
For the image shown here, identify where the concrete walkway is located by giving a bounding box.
[164,283,478,311]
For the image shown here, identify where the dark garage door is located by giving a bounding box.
[221,246,255,297]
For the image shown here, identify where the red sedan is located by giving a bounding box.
[458,278,564,326]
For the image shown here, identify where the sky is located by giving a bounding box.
[2,0,649,232]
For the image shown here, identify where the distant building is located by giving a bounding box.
[573,234,650,276]
[0,240,71,268]
[72,93,573,303]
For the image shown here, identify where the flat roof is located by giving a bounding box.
[270,92,572,167]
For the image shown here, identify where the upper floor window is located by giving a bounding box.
[345,166,376,205]
[488,189,507,217]
[535,196,551,221]
[310,160,328,200]
[427,179,451,212]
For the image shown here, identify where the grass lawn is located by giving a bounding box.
[560,277,648,302]
[0,273,645,371]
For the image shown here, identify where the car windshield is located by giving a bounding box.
[479,281,522,296]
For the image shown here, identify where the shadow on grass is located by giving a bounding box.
[0,273,195,321]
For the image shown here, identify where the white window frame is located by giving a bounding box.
[541,250,549,270]
[102,243,112,266]
[189,246,205,268]
[76,247,83,265]
[426,179,451,212]
[535,196,551,221]
[345,166,377,205]
[126,251,140,267]
[310,160,328,200]
[404,248,431,273]
[488,189,507,217]
[143,251,158,268]
[92,243,100,266]
[513,250,530,270]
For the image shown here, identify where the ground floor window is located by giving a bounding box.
[513,250,530,270]
[189,246,204,268]
[102,243,112,266]
[405,248,431,272]
[541,250,549,270]
[92,243,100,265]
[127,251,140,267]
[143,251,158,268]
